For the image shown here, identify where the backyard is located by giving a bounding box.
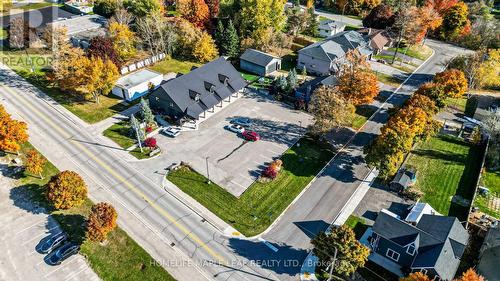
[475,169,500,218]
[405,134,483,220]
[10,143,175,281]
[167,134,334,236]
[150,57,200,75]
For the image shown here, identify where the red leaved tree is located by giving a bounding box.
[86,202,118,242]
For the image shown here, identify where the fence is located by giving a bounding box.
[120,53,166,75]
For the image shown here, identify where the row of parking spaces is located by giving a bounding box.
[0,174,99,281]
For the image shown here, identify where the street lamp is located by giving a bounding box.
[205,156,211,184]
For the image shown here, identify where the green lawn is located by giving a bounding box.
[375,72,403,88]
[150,58,200,75]
[0,28,6,40]
[344,215,368,239]
[351,105,376,130]
[406,134,483,220]
[19,2,55,10]
[103,121,136,149]
[475,169,500,218]
[239,70,260,82]
[10,143,175,281]
[387,45,433,61]
[447,97,467,112]
[167,135,335,236]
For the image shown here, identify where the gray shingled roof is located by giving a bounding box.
[318,19,347,31]
[373,213,469,281]
[1,6,77,29]
[298,30,373,62]
[155,57,247,120]
[240,49,280,67]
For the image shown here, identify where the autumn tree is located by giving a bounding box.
[0,0,13,13]
[309,86,355,135]
[362,4,395,29]
[136,13,178,55]
[336,50,379,105]
[8,18,34,49]
[448,52,483,90]
[335,0,364,15]
[390,1,416,63]
[311,226,370,277]
[454,269,485,281]
[286,7,308,36]
[77,57,120,103]
[46,171,88,210]
[109,20,136,62]
[25,149,46,179]
[415,5,442,44]
[124,0,161,17]
[193,32,218,63]
[93,0,120,18]
[86,202,118,242]
[425,0,458,15]
[440,2,469,40]
[433,69,468,98]
[477,49,500,89]
[113,8,134,25]
[0,105,29,153]
[400,272,432,281]
[238,0,287,38]
[205,0,219,18]
[87,36,121,68]
[177,0,210,28]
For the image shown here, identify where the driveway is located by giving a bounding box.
[0,166,99,281]
[133,90,313,197]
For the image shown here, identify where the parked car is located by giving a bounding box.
[40,232,68,254]
[231,117,252,127]
[228,124,245,134]
[48,242,80,265]
[242,131,260,141]
[161,127,181,138]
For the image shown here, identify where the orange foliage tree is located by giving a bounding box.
[25,149,46,179]
[0,104,29,153]
[454,268,485,281]
[400,272,432,281]
[433,68,468,98]
[86,202,118,242]
[46,171,88,210]
[177,0,210,28]
[337,50,379,106]
[425,0,458,15]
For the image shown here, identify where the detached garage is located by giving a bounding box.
[240,48,281,77]
[111,69,163,101]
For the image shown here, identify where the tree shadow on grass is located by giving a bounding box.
[51,213,87,245]
[410,149,466,164]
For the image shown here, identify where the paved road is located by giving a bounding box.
[0,39,469,281]
[260,39,471,279]
[286,2,363,27]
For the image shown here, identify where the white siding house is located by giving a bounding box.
[112,69,164,101]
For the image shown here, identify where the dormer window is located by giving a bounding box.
[218,74,229,84]
[189,90,201,102]
[204,81,215,91]
[407,244,416,256]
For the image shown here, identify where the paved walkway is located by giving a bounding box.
[0,164,99,281]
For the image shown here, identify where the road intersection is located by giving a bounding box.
[0,39,470,281]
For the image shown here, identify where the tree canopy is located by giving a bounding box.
[309,86,355,135]
[46,171,88,210]
[86,202,118,242]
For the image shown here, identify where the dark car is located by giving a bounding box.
[48,242,80,265]
[40,232,68,254]
[242,131,260,141]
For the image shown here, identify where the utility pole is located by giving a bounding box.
[205,156,211,184]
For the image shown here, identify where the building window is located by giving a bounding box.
[407,244,416,256]
[420,269,428,275]
[386,248,400,262]
[169,102,174,108]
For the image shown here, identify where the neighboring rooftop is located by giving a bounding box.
[298,30,373,61]
[240,48,280,67]
[319,19,347,31]
[373,212,469,281]
[358,28,390,50]
[0,6,77,29]
[49,14,106,36]
[116,69,163,90]
[405,202,440,224]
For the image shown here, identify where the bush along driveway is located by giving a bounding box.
[167,134,335,236]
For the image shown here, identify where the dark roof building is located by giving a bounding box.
[370,212,469,280]
[477,225,500,281]
[240,48,281,76]
[149,57,247,124]
[1,6,77,29]
[390,168,416,192]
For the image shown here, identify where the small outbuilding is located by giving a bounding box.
[389,168,417,192]
[240,49,281,76]
[111,69,163,102]
[318,19,346,37]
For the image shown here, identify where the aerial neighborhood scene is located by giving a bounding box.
[0,0,499,280]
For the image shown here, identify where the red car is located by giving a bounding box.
[242,131,260,141]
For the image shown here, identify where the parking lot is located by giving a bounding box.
[137,90,313,196]
[0,168,99,281]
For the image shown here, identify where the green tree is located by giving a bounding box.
[214,20,226,53]
[440,2,469,39]
[238,0,286,37]
[130,114,145,144]
[224,20,240,58]
[93,0,120,18]
[46,171,88,210]
[286,68,298,91]
[140,98,155,125]
[124,0,161,17]
[311,226,370,277]
[304,7,319,37]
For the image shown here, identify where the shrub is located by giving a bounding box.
[86,202,118,242]
[145,126,153,133]
[144,137,157,148]
[46,171,88,209]
[263,166,278,179]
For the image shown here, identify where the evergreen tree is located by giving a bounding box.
[224,20,240,58]
[304,7,319,37]
[286,68,298,92]
[140,98,154,125]
[130,114,145,151]
[275,75,288,93]
[215,20,226,54]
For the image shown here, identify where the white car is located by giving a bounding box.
[228,124,245,134]
[161,127,181,137]
[231,117,252,127]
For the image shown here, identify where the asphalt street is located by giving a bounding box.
[0,39,470,281]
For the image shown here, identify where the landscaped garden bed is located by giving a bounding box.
[166,134,335,236]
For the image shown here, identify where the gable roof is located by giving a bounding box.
[373,212,469,280]
[240,49,280,67]
[298,30,373,62]
[357,28,391,50]
[153,57,246,119]
[116,69,162,90]
[318,19,347,31]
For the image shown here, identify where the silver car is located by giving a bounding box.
[228,124,245,134]
[161,127,181,137]
[231,117,252,127]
